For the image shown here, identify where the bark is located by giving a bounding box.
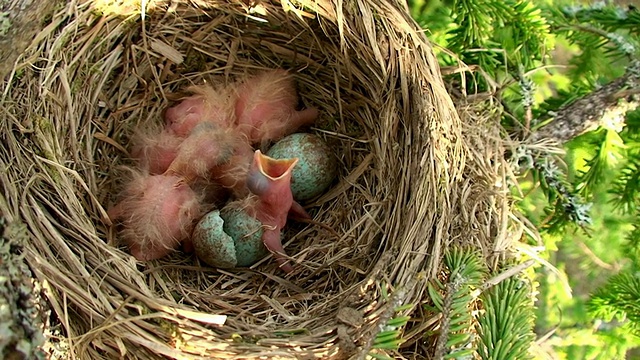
[532,60,640,143]
[0,0,62,81]
[0,214,47,359]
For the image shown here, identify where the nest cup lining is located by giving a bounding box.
[0,0,513,358]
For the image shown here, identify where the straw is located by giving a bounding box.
[0,0,521,358]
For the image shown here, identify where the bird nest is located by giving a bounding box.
[0,0,518,358]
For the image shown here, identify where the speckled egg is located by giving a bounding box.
[266,133,337,201]
[192,210,237,268]
[220,207,269,267]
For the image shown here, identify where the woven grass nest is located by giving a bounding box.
[0,0,516,358]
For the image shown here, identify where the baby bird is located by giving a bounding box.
[108,172,204,261]
[241,150,309,272]
[210,137,255,199]
[234,69,319,145]
[130,128,182,175]
[164,84,235,137]
[164,122,238,184]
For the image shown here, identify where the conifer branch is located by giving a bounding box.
[476,275,536,360]
[429,247,487,360]
[532,61,640,143]
[588,273,640,336]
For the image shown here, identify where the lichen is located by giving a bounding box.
[0,12,11,37]
[0,217,48,359]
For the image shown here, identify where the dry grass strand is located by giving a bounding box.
[0,0,522,358]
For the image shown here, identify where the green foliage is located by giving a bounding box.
[609,110,640,214]
[511,148,592,234]
[519,129,638,358]
[450,0,549,72]
[610,159,640,213]
[542,3,637,81]
[516,4,640,231]
[476,275,536,360]
[409,0,550,86]
[428,247,487,359]
[540,326,638,360]
[623,221,640,270]
[532,3,636,131]
[567,107,640,333]
[371,311,411,350]
[426,248,536,359]
[409,0,640,357]
[368,293,412,358]
[407,0,454,42]
[574,129,625,198]
[515,4,639,232]
[588,273,640,336]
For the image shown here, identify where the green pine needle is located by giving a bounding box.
[367,354,394,360]
[588,273,640,336]
[576,129,625,198]
[610,159,640,214]
[430,247,488,360]
[476,276,536,360]
[386,316,411,328]
[369,306,411,354]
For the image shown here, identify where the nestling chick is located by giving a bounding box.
[164,84,235,137]
[130,129,182,175]
[107,172,204,261]
[241,150,309,272]
[234,69,319,145]
[210,137,254,199]
[165,122,238,183]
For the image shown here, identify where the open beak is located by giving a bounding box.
[246,150,298,197]
[254,150,298,180]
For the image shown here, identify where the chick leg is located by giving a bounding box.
[288,201,311,221]
[261,228,294,273]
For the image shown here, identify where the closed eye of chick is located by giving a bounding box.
[164,84,236,137]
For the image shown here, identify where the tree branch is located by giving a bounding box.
[532,61,640,143]
[0,0,63,81]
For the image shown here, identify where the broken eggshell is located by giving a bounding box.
[220,207,269,267]
[192,210,237,268]
[192,208,271,268]
[266,133,337,201]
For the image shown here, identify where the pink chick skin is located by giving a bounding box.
[108,172,203,261]
[243,150,311,272]
[210,137,255,199]
[234,69,319,145]
[164,84,235,137]
[164,123,237,183]
[130,129,182,175]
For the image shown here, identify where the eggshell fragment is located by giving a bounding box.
[220,207,269,267]
[192,210,237,268]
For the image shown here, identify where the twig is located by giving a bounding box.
[293,217,342,239]
[479,259,536,292]
[575,240,619,271]
[356,273,418,360]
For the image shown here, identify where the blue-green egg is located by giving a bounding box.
[267,133,337,201]
[220,207,269,267]
[192,210,237,268]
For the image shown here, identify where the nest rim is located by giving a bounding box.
[0,0,518,359]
